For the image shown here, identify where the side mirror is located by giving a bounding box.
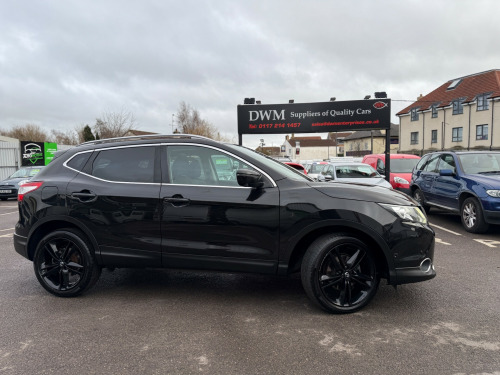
[439,169,454,177]
[317,175,326,182]
[237,169,264,188]
[324,174,333,181]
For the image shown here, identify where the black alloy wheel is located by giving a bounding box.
[461,197,489,234]
[33,229,101,297]
[301,234,380,314]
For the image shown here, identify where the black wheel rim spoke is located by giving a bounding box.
[38,237,85,291]
[318,242,376,309]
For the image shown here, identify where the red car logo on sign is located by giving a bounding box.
[373,101,388,109]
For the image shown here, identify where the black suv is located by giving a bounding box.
[14,135,436,313]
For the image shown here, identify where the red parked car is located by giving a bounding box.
[362,153,420,195]
[284,162,308,174]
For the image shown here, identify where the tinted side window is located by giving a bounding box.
[166,145,258,186]
[66,152,93,172]
[91,147,155,183]
[424,155,440,173]
[439,154,456,173]
[415,154,430,171]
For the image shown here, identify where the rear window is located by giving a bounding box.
[390,158,420,173]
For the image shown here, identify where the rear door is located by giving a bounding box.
[432,153,462,209]
[418,154,441,203]
[66,145,162,267]
[160,144,280,274]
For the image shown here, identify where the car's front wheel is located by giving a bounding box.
[461,197,489,233]
[33,229,101,297]
[301,234,380,314]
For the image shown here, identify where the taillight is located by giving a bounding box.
[18,182,43,201]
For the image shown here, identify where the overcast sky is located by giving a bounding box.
[1,0,499,148]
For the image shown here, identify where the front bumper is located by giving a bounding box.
[483,209,500,225]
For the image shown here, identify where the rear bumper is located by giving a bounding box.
[13,233,29,260]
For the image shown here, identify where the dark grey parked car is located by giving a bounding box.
[0,166,43,200]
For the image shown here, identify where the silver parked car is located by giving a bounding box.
[318,162,392,189]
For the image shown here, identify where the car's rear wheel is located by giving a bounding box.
[412,188,430,213]
[461,197,489,233]
[301,234,380,314]
[33,229,101,297]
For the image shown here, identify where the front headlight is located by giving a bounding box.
[393,176,409,185]
[486,190,500,198]
[379,203,427,224]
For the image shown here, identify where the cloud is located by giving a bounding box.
[1,0,499,148]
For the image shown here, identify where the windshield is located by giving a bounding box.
[9,168,42,178]
[225,145,313,181]
[459,153,500,174]
[335,164,379,179]
[390,158,420,173]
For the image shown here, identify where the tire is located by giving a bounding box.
[461,197,489,233]
[412,188,430,214]
[33,229,101,297]
[301,234,380,314]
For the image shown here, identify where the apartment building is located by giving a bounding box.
[397,69,500,155]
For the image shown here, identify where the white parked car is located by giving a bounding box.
[318,162,392,189]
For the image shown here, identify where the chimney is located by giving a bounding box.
[285,135,289,141]
[417,94,423,100]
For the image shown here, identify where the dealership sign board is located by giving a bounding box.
[237,99,391,135]
[21,141,57,166]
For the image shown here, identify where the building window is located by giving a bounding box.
[477,94,489,111]
[452,127,463,142]
[452,99,464,115]
[410,132,419,145]
[411,108,419,121]
[431,105,438,118]
[476,124,488,140]
[431,130,438,144]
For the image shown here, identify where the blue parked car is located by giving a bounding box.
[410,151,500,233]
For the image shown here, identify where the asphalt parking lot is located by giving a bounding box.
[1,200,499,375]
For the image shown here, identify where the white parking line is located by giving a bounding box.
[0,233,12,238]
[435,238,451,245]
[0,206,18,208]
[0,228,14,232]
[0,211,18,216]
[429,222,462,236]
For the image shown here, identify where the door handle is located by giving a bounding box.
[164,195,190,207]
[71,191,97,203]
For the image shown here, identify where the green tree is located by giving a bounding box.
[82,125,96,142]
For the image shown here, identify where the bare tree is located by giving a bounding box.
[176,102,216,138]
[50,129,80,145]
[94,109,136,139]
[0,124,48,142]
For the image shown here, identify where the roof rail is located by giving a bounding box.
[78,133,211,146]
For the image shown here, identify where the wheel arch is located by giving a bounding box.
[280,223,392,282]
[26,216,99,261]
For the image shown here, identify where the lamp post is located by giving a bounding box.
[171,114,175,134]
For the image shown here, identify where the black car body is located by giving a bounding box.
[14,135,435,313]
[0,166,44,200]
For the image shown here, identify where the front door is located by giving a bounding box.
[160,144,280,274]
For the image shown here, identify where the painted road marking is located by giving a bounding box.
[429,223,462,236]
[473,239,500,248]
[0,228,14,232]
[435,238,451,245]
[0,233,13,238]
[0,211,17,216]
